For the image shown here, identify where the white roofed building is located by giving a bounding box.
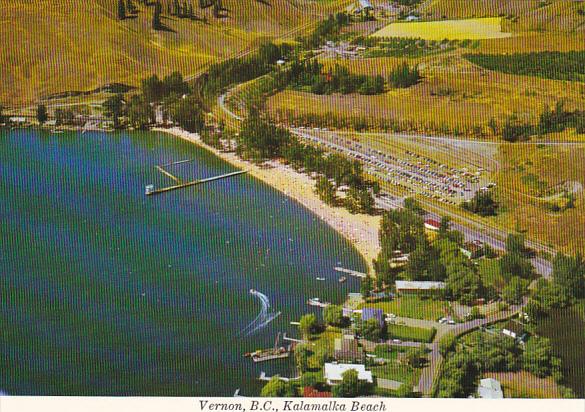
[324,363,373,385]
[395,280,446,294]
[477,378,504,399]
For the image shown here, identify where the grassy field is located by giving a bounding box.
[387,324,436,343]
[483,372,561,398]
[0,0,344,106]
[361,296,449,320]
[267,62,585,137]
[372,18,511,41]
[493,144,585,254]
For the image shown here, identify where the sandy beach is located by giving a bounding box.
[153,127,381,272]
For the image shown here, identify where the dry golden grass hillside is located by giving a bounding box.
[0,0,342,105]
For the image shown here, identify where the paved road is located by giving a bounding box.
[416,303,523,396]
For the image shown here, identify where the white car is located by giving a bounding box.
[447,320,456,325]
[392,339,402,344]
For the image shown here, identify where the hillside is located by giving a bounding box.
[0,0,343,106]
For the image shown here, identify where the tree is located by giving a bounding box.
[499,252,533,280]
[127,95,154,129]
[395,383,413,398]
[331,369,371,397]
[169,97,204,132]
[103,93,125,128]
[323,304,345,327]
[260,376,294,397]
[126,0,136,13]
[299,314,318,338]
[445,263,484,305]
[345,186,374,214]
[152,1,163,30]
[36,104,48,124]
[462,190,498,216]
[438,333,457,357]
[506,233,526,255]
[315,176,336,205]
[356,317,384,342]
[502,276,528,304]
[117,0,126,20]
[360,276,374,300]
[238,112,291,160]
[405,347,427,368]
[522,336,555,378]
[437,352,480,398]
[552,252,585,299]
[388,61,421,88]
[294,344,310,372]
[438,216,451,238]
[173,0,180,15]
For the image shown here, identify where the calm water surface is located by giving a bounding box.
[0,129,366,396]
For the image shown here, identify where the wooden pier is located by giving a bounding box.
[146,168,248,196]
[334,267,367,279]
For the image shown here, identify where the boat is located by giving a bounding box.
[145,184,155,195]
[338,276,347,283]
[316,277,326,281]
[249,288,256,294]
[247,332,291,362]
[307,298,330,308]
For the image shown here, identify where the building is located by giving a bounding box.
[334,337,365,363]
[361,308,385,327]
[324,363,373,385]
[395,280,446,294]
[405,15,420,22]
[501,321,527,342]
[303,387,332,398]
[477,378,504,399]
[424,218,441,231]
[353,0,373,14]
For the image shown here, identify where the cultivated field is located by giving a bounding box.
[372,18,511,40]
[0,0,342,106]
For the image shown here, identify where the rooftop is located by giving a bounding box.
[478,378,503,399]
[395,280,446,290]
[324,363,373,383]
[361,308,385,326]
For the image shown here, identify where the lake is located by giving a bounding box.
[0,129,366,396]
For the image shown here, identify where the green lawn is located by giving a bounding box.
[387,324,437,343]
[360,295,449,320]
[370,362,421,386]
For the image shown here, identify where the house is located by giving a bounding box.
[334,337,365,363]
[8,116,27,124]
[477,378,503,399]
[460,241,483,259]
[324,363,373,385]
[424,218,441,231]
[405,15,420,21]
[361,308,385,327]
[303,387,332,398]
[353,0,373,14]
[501,321,527,342]
[395,280,446,294]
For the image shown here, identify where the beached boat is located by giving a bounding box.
[307,298,330,308]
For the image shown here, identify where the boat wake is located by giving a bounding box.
[239,289,281,337]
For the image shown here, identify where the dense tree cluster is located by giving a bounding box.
[285,60,384,95]
[464,51,585,82]
[462,190,498,216]
[302,13,351,49]
[332,369,373,397]
[54,108,76,126]
[388,62,421,88]
[201,42,293,98]
[141,71,191,103]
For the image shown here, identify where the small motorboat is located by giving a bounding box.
[338,276,347,283]
[316,277,326,281]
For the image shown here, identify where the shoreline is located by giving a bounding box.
[152,127,381,273]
